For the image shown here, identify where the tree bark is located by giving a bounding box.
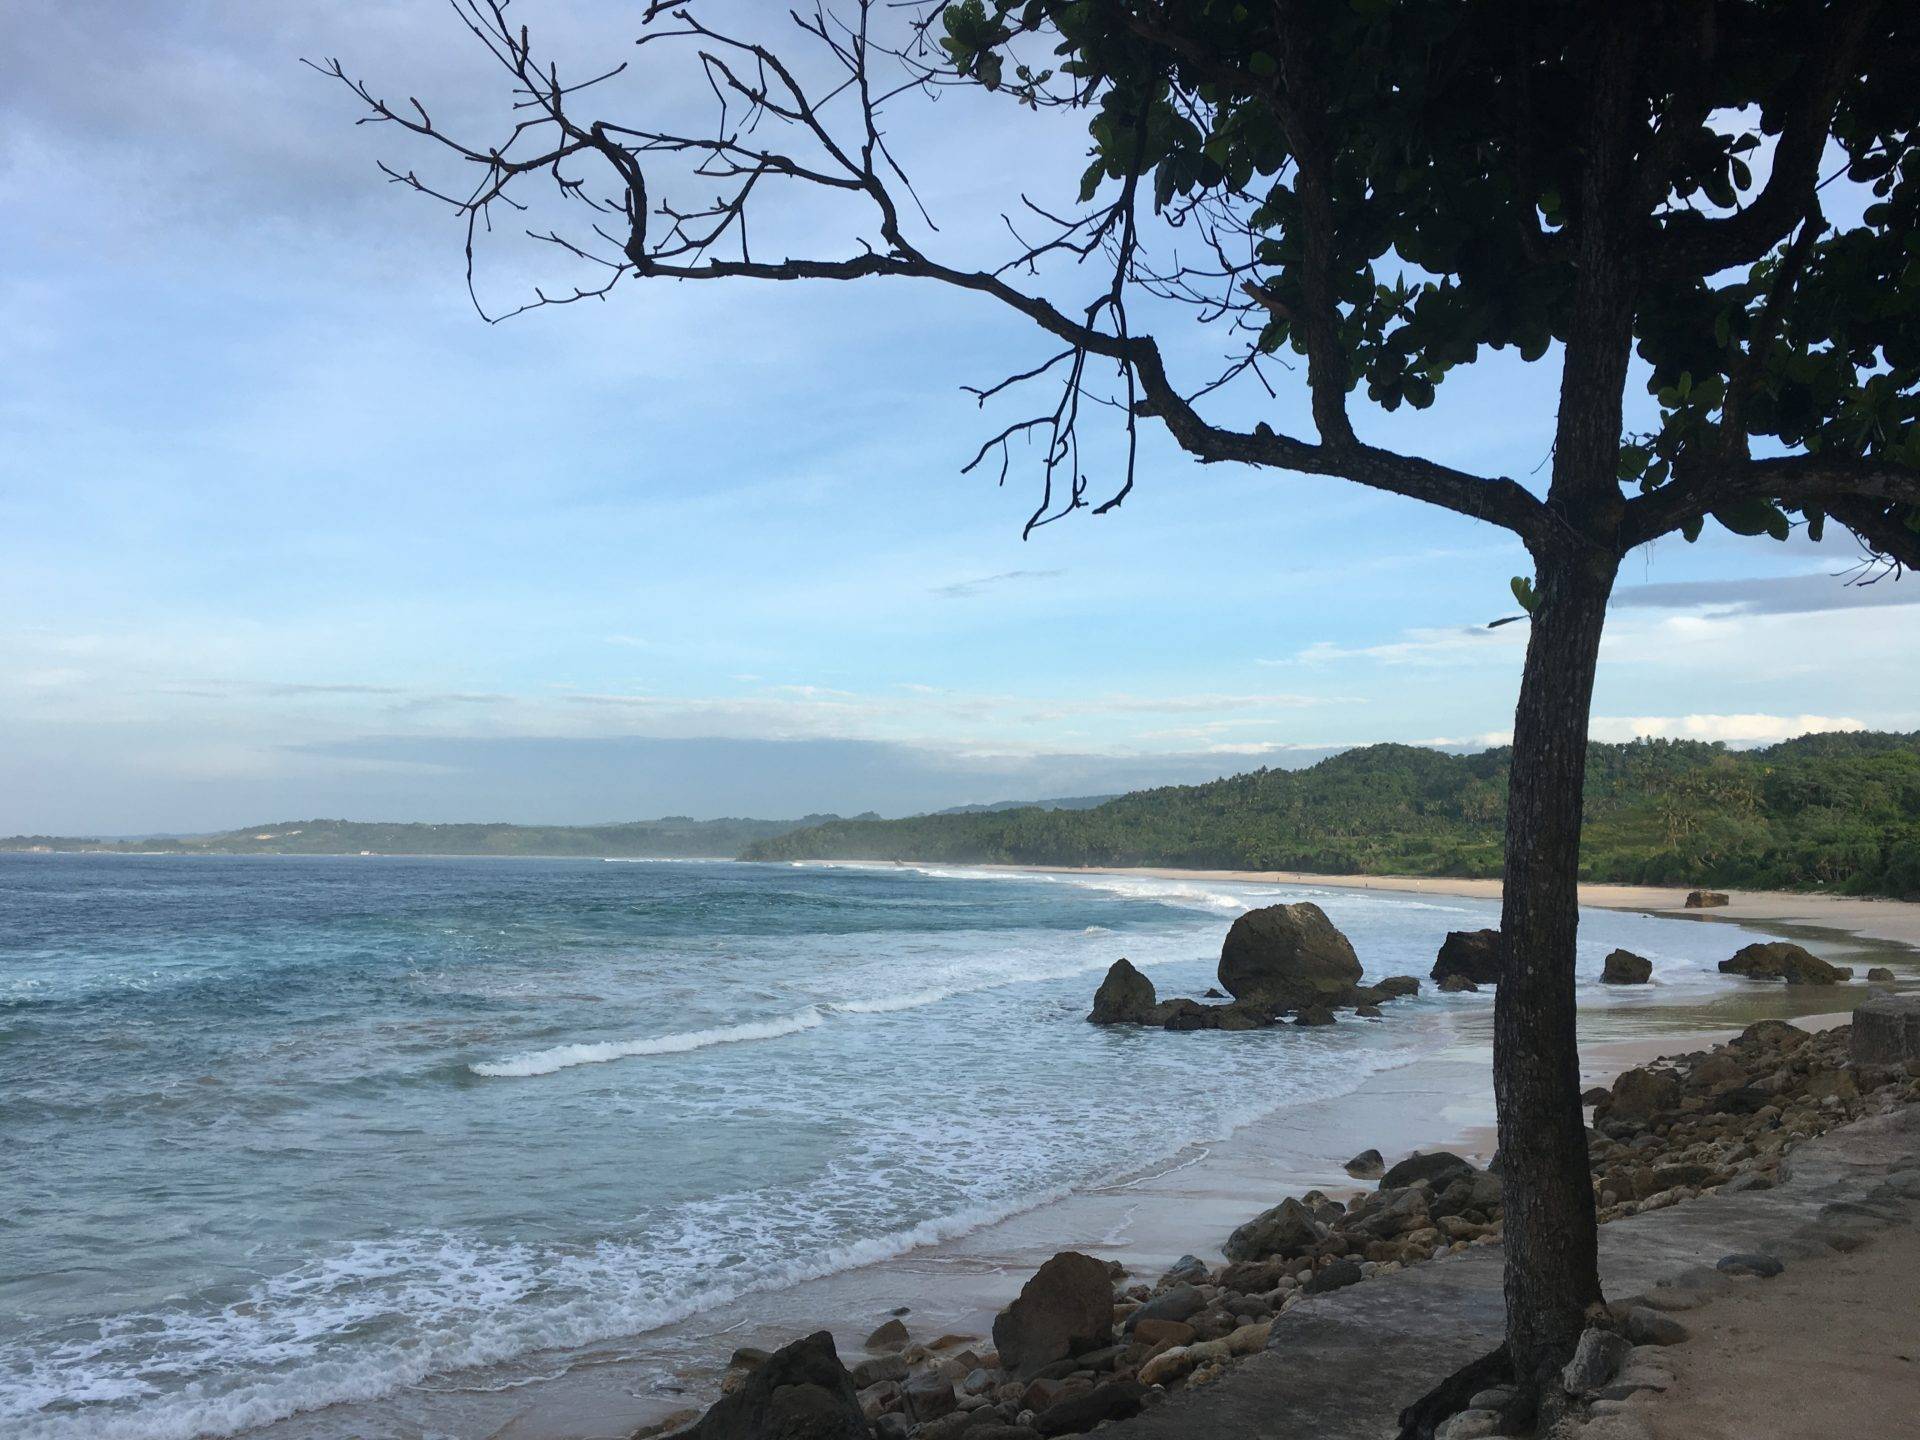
[1494,544,1618,1389]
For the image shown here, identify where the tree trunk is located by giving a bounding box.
[1494,544,1619,1391]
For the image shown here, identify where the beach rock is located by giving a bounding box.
[1223,1197,1321,1262]
[872,1418,909,1440]
[1380,1151,1476,1191]
[1434,1411,1502,1440]
[850,1354,908,1389]
[1136,1346,1200,1388]
[1377,975,1422,997]
[865,1318,910,1353]
[1853,994,1920,1068]
[1344,1148,1385,1180]
[991,1252,1115,1381]
[1622,1307,1689,1346]
[1217,902,1363,1009]
[1294,1004,1336,1027]
[1736,1018,1809,1050]
[1125,1283,1207,1328]
[1868,967,1896,983]
[1600,1067,1682,1122]
[635,1410,703,1440]
[1157,1254,1209,1287]
[1685,890,1730,908]
[1719,941,1850,985]
[1715,1252,1784,1277]
[1432,929,1503,986]
[1437,973,1479,993]
[1148,998,1208,1029]
[1087,959,1156,1025]
[1204,987,1226,998]
[1561,1327,1633,1394]
[1215,1001,1272,1031]
[1601,949,1652,985]
[1225,1320,1272,1355]
[685,1330,872,1440]
[1303,1258,1363,1295]
[1129,1317,1195,1348]
[1032,1381,1145,1436]
[904,1370,958,1424]
[1218,1258,1286,1294]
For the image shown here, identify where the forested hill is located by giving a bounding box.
[1,814,849,859]
[741,734,1920,897]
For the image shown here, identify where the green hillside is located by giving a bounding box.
[742,734,1920,898]
[1,814,844,859]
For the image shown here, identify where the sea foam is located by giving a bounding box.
[470,1010,824,1077]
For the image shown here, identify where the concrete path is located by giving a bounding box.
[1113,1103,1920,1439]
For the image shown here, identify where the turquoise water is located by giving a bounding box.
[0,855,1765,1439]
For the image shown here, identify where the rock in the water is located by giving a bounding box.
[864,1318,910,1353]
[1217,902,1362,1009]
[1600,1066,1681,1122]
[1432,929,1503,986]
[1715,1252,1784,1277]
[1379,1151,1476,1191]
[1377,975,1422,997]
[1685,889,1730,908]
[1303,1258,1363,1295]
[1294,1004,1336,1027]
[686,1330,872,1440]
[1438,974,1479,993]
[1088,958,1156,1025]
[1344,1148,1385,1179]
[1852,993,1920,1068]
[1148,997,1209,1029]
[1601,949,1652,985]
[991,1252,1115,1381]
[1719,941,1850,985]
[1867,967,1896,983]
[1561,1327,1633,1394]
[1223,1197,1321,1262]
[1032,1381,1145,1436]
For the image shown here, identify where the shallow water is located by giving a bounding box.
[0,854,1856,1440]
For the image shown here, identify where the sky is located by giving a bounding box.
[3,1,1916,835]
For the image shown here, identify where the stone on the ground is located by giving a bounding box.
[1223,1196,1321,1262]
[1561,1327,1633,1394]
[850,1353,907,1389]
[1437,973,1479,993]
[1344,1147,1385,1179]
[1685,889,1730,908]
[1380,1150,1476,1190]
[1852,993,1920,1068]
[1715,1252,1784,1277]
[1622,1307,1689,1346]
[864,1318,909,1352]
[1217,902,1363,1008]
[1130,1317,1195,1348]
[1719,941,1851,985]
[1032,1381,1145,1436]
[1601,949,1653,985]
[686,1330,871,1440]
[1600,1066,1681,1122]
[1087,959,1156,1025]
[1225,1320,1272,1355]
[1432,929,1503,986]
[1158,1253,1209,1287]
[1125,1282,1207,1327]
[1304,1258,1364,1295]
[903,1369,957,1424]
[991,1251,1116,1380]
[1434,1410,1502,1440]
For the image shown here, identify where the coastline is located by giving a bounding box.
[971,864,1920,951]
[224,869,1919,1440]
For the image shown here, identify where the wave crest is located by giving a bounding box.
[470,1010,823,1078]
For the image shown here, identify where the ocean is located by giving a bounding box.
[0,854,1789,1440]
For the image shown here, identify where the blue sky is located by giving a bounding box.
[3,1,1916,834]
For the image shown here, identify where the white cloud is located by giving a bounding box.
[1588,713,1866,745]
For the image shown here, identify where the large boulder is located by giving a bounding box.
[687,1330,872,1440]
[1088,959,1156,1025]
[1852,994,1920,1068]
[1217,902,1362,1009]
[991,1251,1114,1380]
[1600,949,1652,985]
[1598,1066,1681,1122]
[1685,890,1730,908]
[1719,941,1851,985]
[1223,1196,1322,1262]
[1379,1151,1476,1191]
[1432,929,1504,986]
